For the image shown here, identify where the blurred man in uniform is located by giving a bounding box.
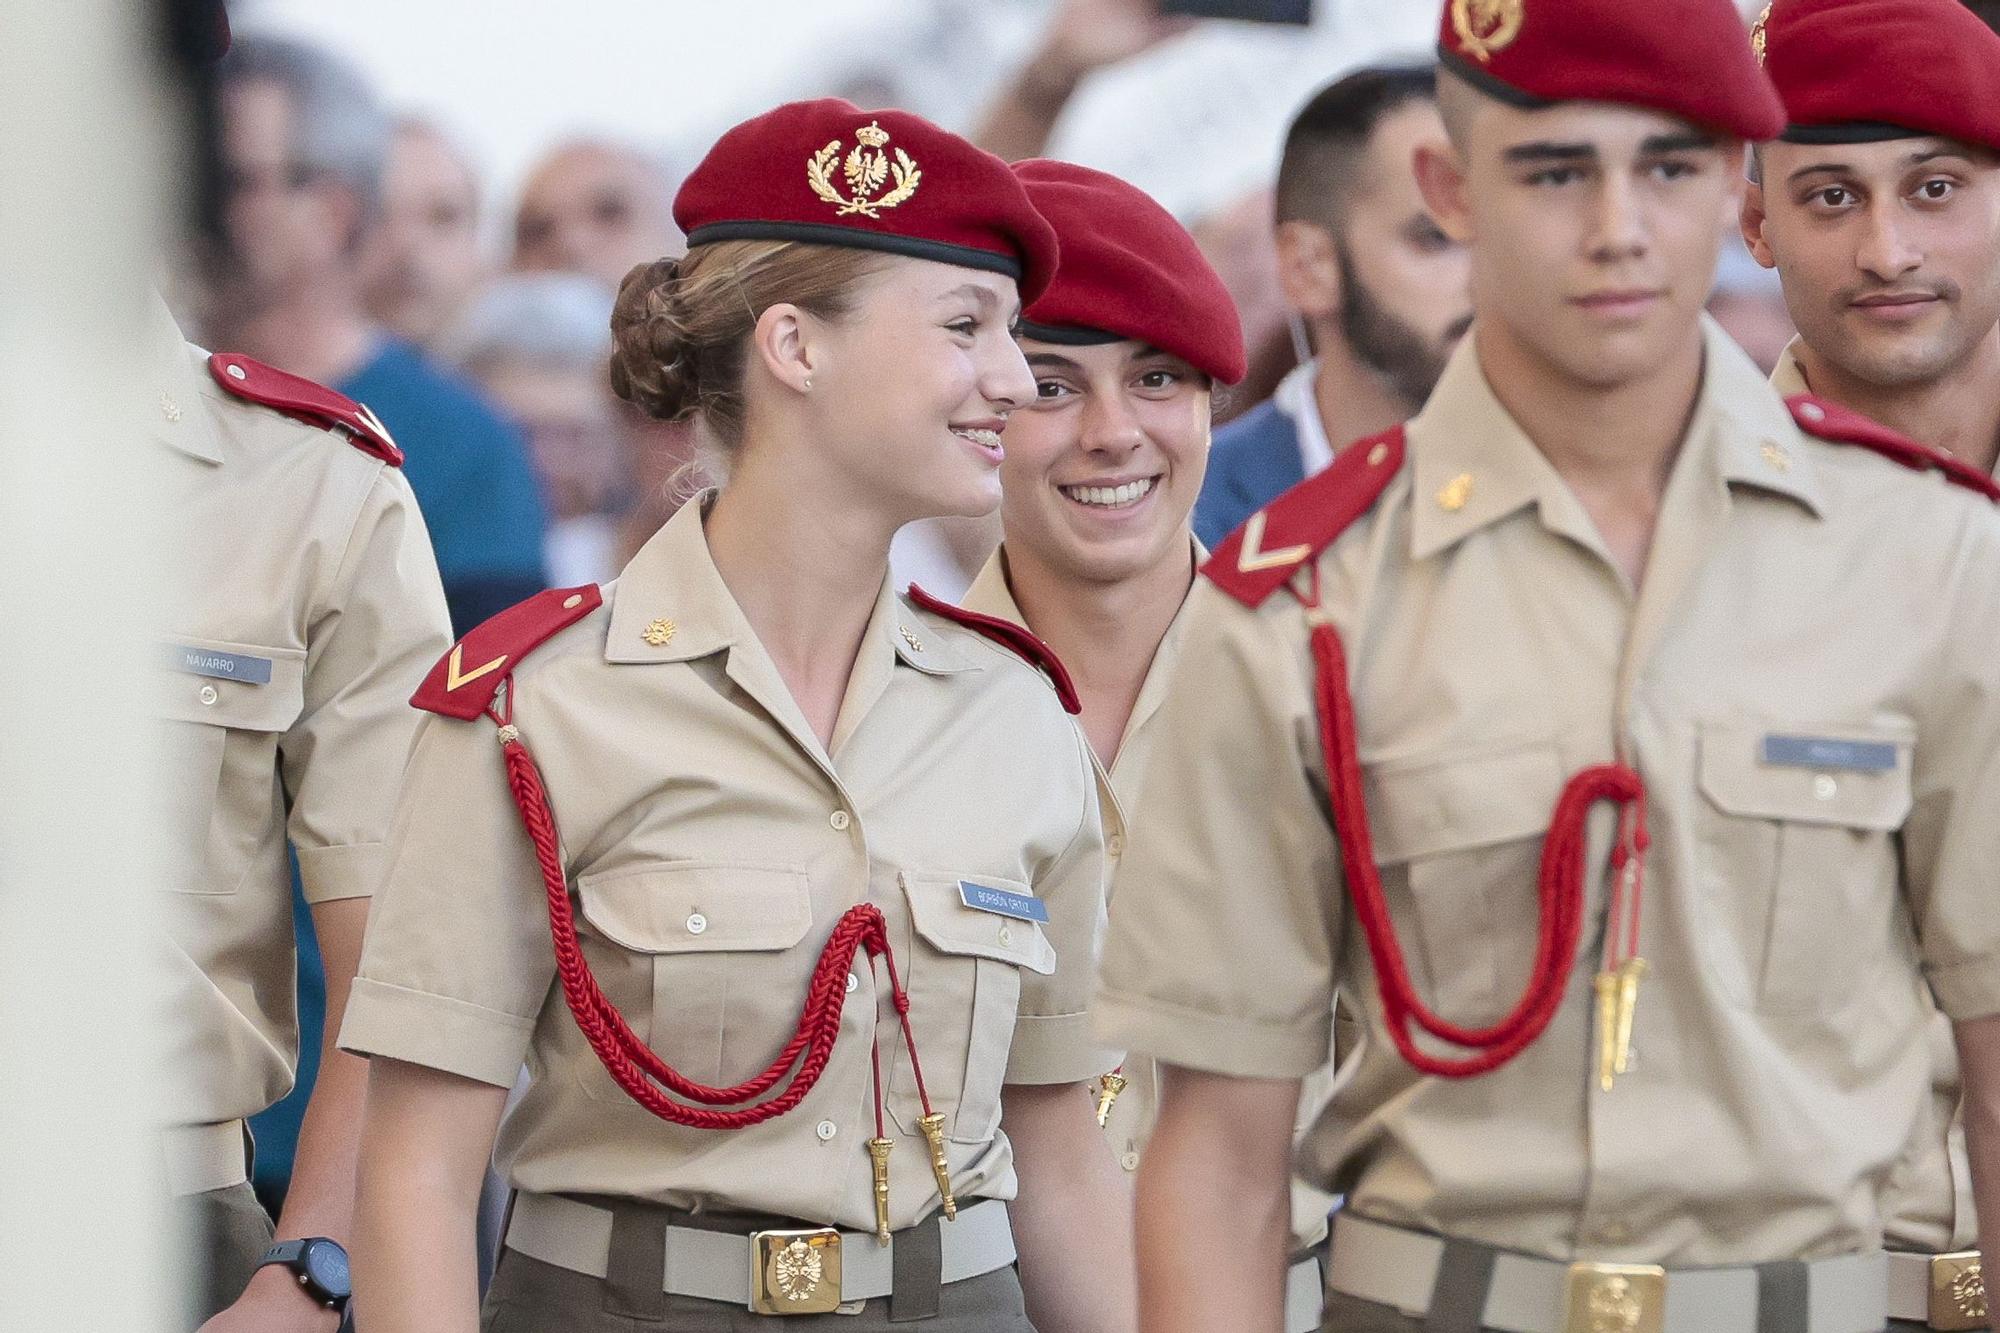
[1095,2,2000,1331]
[1742,0,2000,478]
[1194,66,1473,548]
[508,138,682,289]
[360,117,488,353]
[150,289,452,1330]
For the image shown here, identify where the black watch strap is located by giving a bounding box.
[258,1237,349,1310]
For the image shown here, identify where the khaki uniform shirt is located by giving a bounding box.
[340,496,1111,1232]
[1770,331,1981,1252]
[962,544,1343,1249]
[152,297,453,1131]
[1095,319,2000,1265]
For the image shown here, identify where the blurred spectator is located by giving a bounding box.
[441,273,634,586]
[360,117,487,350]
[1193,65,1472,548]
[207,34,549,636]
[970,0,1195,164]
[511,138,682,288]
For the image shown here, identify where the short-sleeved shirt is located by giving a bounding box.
[1095,318,2000,1265]
[1768,332,1982,1253]
[340,496,1111,1232]
[961,543,1343,1248]
[151,297,453,1129]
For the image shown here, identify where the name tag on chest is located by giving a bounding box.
[1761,734,1897,772]
[168,645,273,685]
[958,880,1049,923]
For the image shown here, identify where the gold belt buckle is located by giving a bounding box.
[1928,1250,1985,1331]
[749,1227,843,1316]
[1562,1261,1666,1333]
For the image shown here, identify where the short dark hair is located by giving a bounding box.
[1275,63,1438,230]
[1964,0,2000,34]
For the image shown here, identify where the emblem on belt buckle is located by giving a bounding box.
[1929,1251,1985,1331]
[1562,1262,1666,1333]
[750,1227,843,1316]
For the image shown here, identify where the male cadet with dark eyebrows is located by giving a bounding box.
[1743,0,2000,480]
[1736,3,2000,1326]
[1092,0,2000,1331]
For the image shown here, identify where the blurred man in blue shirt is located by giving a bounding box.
[1195,66,1472,547]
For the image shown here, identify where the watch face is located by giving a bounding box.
[302,1241,351,1299]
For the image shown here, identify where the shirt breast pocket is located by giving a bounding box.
[572,861,815,1105]
[1364,743,1566,1026]
[890,871,1056,1146]
[1695,719,1913,1015]
[152,640,305,895]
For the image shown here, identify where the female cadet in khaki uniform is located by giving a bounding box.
[338,100,1134,1333]
[956,162,1331,1332]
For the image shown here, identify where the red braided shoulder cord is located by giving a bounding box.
[1296,572,1647,1078]
[485,692,940,1131]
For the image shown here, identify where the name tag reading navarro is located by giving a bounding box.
[1761,734,1897,773]
[957,880,1050,924]
[168,645,274,685]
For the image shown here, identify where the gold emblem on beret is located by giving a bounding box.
[1751,3,1772,65]
[1451,0,1525,62]
[808,120,922,219]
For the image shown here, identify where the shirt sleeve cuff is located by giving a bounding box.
[1927,953,2000,1021]
[1003,1010,1122,1086]
[1091,988,1329,1080]
[337,976,533,1087]
[297,842,386,904]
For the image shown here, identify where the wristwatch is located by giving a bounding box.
[258,1237,351,1311]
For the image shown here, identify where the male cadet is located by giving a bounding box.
[1736,2,2000,1323]
[150,289,451,1330]
[1193,65,1473,549]
[1093,0,2000,1331]
[1742,0,2000,479]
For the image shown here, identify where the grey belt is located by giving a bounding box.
[505,1191,1015,1308]
[1286,1249,1327,1333]
[1328,1212,1888,1333]
[159,1119,248,1196]
[1886,1249,1986,1331]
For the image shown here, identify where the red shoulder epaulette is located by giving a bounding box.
[207,352,405,466]
[1787,395,2000,503]
[1204,426,1407,608]
[906,584,1081,715]
[413,585,603,720]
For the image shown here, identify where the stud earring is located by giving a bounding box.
[804,376,813,390]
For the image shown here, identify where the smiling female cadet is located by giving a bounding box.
[337,99,1133,1333]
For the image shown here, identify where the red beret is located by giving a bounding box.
[674,99,1060,303]
[1437,0,1785,141]
[1010,160,1247,386]
[1758,0,2000,150]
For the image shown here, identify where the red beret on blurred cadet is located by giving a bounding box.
[673,97,1061,301]
[1755,0,2000,149]
[1009,159,1248,386]
[1435,0,1785,140]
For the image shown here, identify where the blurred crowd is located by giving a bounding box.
[164,0,1949,1207]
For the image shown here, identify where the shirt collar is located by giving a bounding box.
[149,293,224,466]
[1273,357,1335,476]
[603,493,970,675]
[1769,338,1813,398]
[1409,317,1821,563]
